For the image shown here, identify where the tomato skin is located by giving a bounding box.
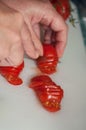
[30,75,52,88]
[50,0,70,20]
[30,75,63,112]
[0,61,24,85]
[37,44,58,74]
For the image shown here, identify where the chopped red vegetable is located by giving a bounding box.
[0,61,24,85]
[36,44,58,74]
[30,75,63,112]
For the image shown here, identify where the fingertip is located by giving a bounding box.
[26,49,41,59]
[32,51,40,59]
[38,45,43,56]
[56,43,66,58]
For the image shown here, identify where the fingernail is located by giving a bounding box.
[39,50,43,56]
[57,48,63,58]
[35,51,39,59]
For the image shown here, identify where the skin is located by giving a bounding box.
[1,0,68,60]
[0,1,24,66]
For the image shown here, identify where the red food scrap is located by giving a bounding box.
[30,75,63,112]
[0,61,24,85]
[36,44,58,74]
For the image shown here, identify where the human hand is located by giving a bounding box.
[2,0,68,58]
[0,1,25,67]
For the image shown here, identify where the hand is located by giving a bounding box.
[0,1,25,66]
[2,0,68,58]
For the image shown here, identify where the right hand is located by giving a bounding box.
[0,1,25,67]
[1,0,68,58]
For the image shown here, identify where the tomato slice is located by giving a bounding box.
[0,61,24,85]
[36,44,58,74]
[4,74,23,85]
[30,75,52,89]
[29,75,64,112]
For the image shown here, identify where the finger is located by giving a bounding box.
[32,23,40,39]
[0,59,11,66]
[51,31,56,43]
[49,16,68,58]
[55,24,68,58]
[24,19,43,57]
[43,26,52,43]
[0,43,24,67]
[40,9,68,58]
[7,40,24,67]
[21,23,39,59]
[32,23,44,54]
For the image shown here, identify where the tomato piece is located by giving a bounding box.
[30,75,64,112]
[36,44,58,74]
[50,0,70,20]
[4,74,23,85]
[30,75,52,89]
[0,61,24,85]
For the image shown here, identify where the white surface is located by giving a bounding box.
[0,3,86,130]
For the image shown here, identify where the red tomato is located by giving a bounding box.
[36,44,58,74]
[30,75,52,89]
[50,0,57,4]
[50,0,70,20]
[30,75,63,112]
[0,61,24,85]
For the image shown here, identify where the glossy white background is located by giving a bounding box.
[0,3,86,130]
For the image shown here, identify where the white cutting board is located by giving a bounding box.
[0,3,86,130]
